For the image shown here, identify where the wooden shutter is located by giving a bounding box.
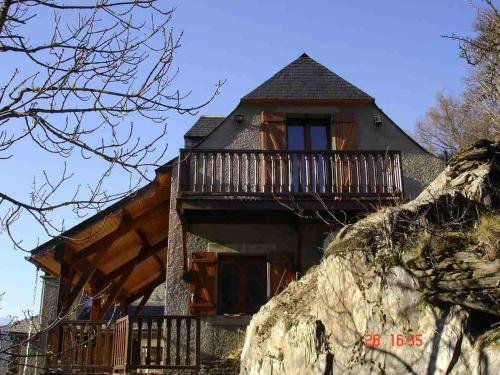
[332,112,358,150]
[333,113,358,192]
[260,112,286,150]
[260,112,286,191]
[189,252,217,315]
[268,253,296,298]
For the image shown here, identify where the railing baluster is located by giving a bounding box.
[298,153,303,193]
[175,317,181,365]
[288,154,293,192]
[305,155,310,192]
[271,154,275,192]
[362,154,371,193]
[193,154,198,191]
[166,317,171,365]
[228,153,233,192]
[220,153,225,192]
[146,318,152,365]
[314,154,319,193]
[185,316,191,365]
[136,318,143,366]
[329,155,334,193]
[156,318,162,366]
[210,153,215,192]
[381,154,387,194]
[355,154,360,193]
[238,153,243,192]
[246,153,251,192]
[278,153,284,192]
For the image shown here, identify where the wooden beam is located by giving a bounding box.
[134,286,154,315]
[90,296,103,320]
[74,206,164,263]
[54,243,74,317]
[120,300,129,318]
[63,247,113,311]
[240,98,375,106]
[99,272,131,319]
[135,229,165,270]
[126,271,165,305]
[106,236,168,280]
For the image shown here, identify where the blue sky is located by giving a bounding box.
[0,0,477,318]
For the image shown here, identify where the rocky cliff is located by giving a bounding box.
[240,140,500,375]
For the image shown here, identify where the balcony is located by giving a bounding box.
[178,149,404,212]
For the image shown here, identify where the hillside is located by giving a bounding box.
[240,140,500,374]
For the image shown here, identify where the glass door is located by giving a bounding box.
[287,119,329,192]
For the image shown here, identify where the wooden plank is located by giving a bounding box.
[175,318,181,365]
[166,317,172,365]
[74,205,164,262]
[156,318,163,366]
[146,318,152,365]
[185,318,191,365]
[196,317,201,369]
[134,286,154,315]
[106,236,168,280]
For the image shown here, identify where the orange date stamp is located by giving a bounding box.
[364,333,423,348]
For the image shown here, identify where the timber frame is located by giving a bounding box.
[28,166,173,320]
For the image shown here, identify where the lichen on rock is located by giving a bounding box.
[240,140,500,375]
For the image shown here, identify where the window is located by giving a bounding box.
[217,255,267,314]
[286,118,329,151]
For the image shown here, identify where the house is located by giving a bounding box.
[27,53,444,373]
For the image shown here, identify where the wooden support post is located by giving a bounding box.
[55,243,73,318]
[99,272,131,320]
[120,300,129,318]
[134,287,154,316]
[90,296,103,321]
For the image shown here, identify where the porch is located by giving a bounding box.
[45,315,201,374]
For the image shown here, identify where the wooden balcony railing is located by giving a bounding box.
[179,149,404,198]
[46,320,114,373]
[45,315,201,374]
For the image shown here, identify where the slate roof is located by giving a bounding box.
[243,53,373,101]
[185,116,225,139]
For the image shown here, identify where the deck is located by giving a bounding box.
[45,315,200,374]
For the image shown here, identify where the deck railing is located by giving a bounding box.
[45,315,201,374]
[46,320,115,373]
[179,149,404,198]
[126,315,201,371]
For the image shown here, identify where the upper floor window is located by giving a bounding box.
[287,118,330,151]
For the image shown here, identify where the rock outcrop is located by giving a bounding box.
[240,140,500,375]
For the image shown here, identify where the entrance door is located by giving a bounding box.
[287,119,329,192]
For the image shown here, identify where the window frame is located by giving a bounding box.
[286,117,331,151]
[216,254,268,315]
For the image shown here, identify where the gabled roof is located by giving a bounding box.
[184,116,225,139]
[242,53,373,101]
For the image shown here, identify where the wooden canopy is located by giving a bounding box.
[29,166,173,319]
